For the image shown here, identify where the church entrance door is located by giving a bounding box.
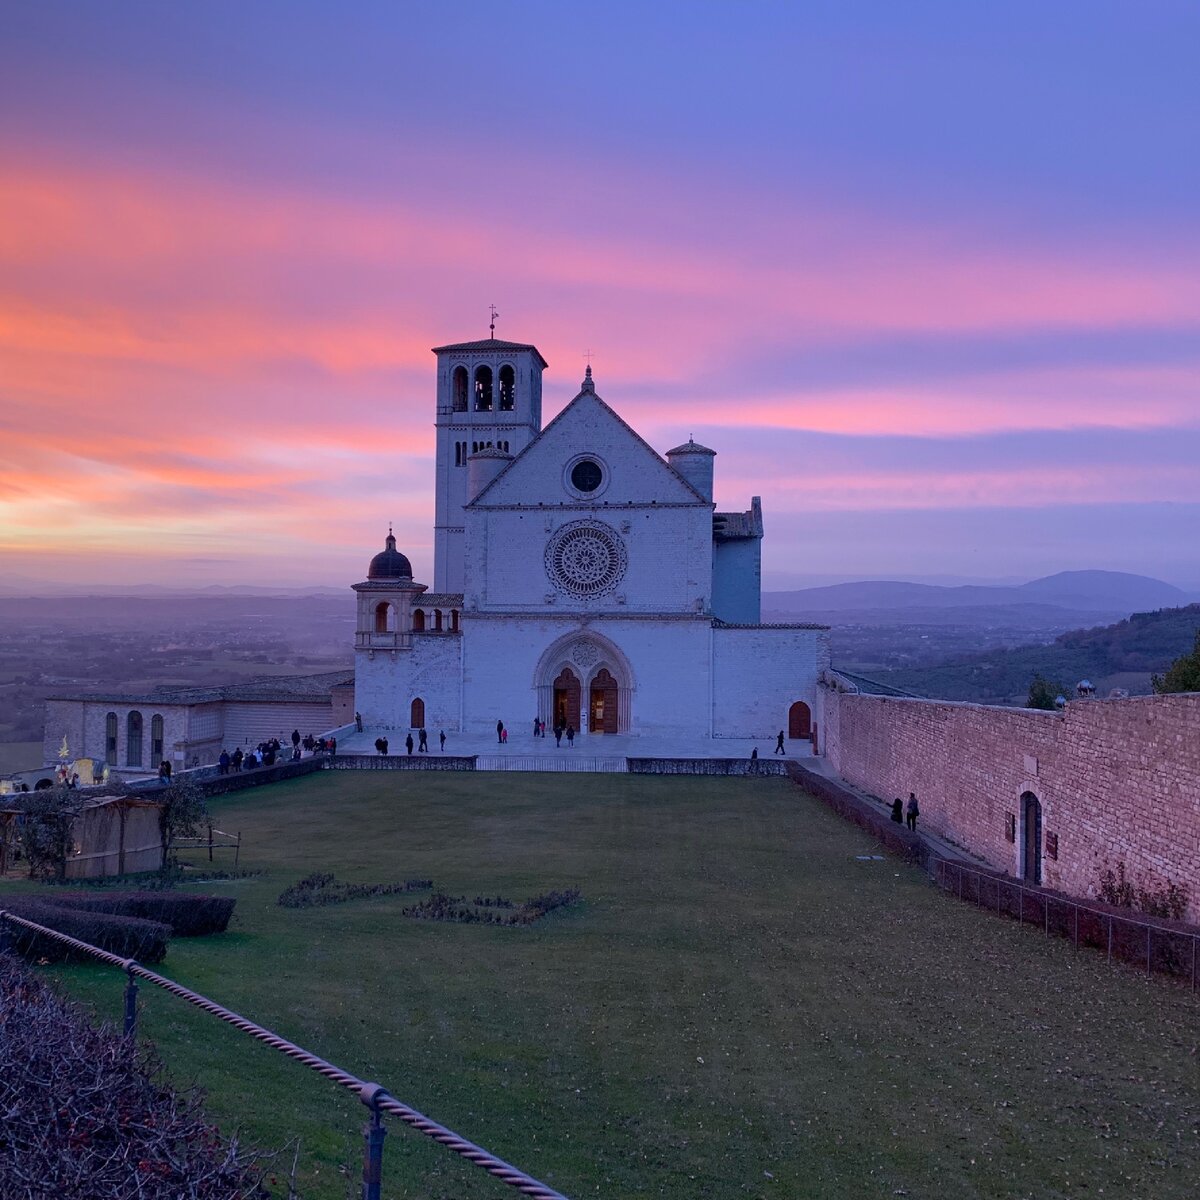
[788,701,812,740]
[553,667,581,731]
[589,669,619,734]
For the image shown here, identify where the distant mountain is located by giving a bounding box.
[866,603,1200,705]
[764,570,1192,618]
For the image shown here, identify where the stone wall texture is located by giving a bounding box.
[823,688,1200,921]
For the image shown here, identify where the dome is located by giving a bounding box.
[367,529,413,581]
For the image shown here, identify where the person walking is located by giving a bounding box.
[405,733,414,756]
[554,724,563,747]
[439,730,446,752]
[355,711,363,732]
[566,724,575,747]
[418,728,428,753]
[533,716,540,738]
[231,747,243,772]
[906,792,920,832]
[291,729,301,750]
[890,797,903,824]
[774,730,786,755]
[496,719,504,744]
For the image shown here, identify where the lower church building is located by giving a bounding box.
[353,334,829,743]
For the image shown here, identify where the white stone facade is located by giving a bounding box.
[354,336,829,742]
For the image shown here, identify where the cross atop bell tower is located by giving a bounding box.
[429,333,549,592]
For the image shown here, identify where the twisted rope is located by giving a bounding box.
[0,910,570,1200]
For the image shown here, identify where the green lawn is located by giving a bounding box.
[26,773,1200,1199]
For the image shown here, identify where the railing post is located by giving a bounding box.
[1107,916,1113,963]
[359,1083,388,1200]
[123,963,139,1037]
[1073,904,1079,950]
[1146,927,1152,977]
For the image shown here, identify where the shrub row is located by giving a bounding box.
[1,899,170,964]
[0,952,269,1199]
[403,887,581,926]
[277,872,433,908]
[40,891,236,937]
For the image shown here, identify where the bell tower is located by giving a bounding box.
[430,334,547,592]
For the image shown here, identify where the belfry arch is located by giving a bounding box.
[533,631,635,735]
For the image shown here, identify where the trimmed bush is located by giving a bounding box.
[403,887,581,926]
[40,891,235,937]
[277,872,432,908]
[0,953,268,1198]
[2,899,170,964]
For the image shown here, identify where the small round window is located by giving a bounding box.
[570,459,604,493]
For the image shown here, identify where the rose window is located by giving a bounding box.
[545,521,627,598]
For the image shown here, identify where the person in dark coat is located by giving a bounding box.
[566,724,575,746]
[231,747,243,772]
[375,737,386,755]
[439,730,446,751]
[291,729,301,748]
[355,711,363,732]
[496,719,504,744]
[554,724,563,747]
[405,733,414,756]
[418,728,428,753]
[774,730,786,755]
[890,797,903,824]
[906,793,920,831]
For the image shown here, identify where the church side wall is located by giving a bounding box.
[823,689,1200,921]
[220,701,336,750]
[711,539,761,624]
[354,636,462,731]
[711,627,829,739]
[43,701,192,772]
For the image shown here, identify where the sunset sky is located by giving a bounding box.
[2,2,1198,591]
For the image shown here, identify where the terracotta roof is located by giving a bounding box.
[46,670,354,707]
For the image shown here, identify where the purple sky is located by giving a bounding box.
[2,2,1198,590]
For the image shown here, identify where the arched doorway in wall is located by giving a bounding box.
[1021,791,1042,884]
[412,609,425,632]
[410,697,425,729]
[589,668,619,733]
[553,668,581,731]
[788,701,812,740]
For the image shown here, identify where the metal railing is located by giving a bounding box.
[933,857,1200,990]
[0,909,572,1200]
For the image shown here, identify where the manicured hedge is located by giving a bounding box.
[41,891,236,937]
[0,953,268,1198]
[1,899,170,964]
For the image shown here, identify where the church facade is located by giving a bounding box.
[353,336,830,743]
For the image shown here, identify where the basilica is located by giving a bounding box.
[352,336,830,743]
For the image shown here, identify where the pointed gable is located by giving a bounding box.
[469,372,709,507]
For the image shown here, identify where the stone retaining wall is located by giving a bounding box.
[326,755,478,771]
[823,688,1200,921]
[627,757,790,776]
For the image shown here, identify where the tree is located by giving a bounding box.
[1152,629,1200,694]
[158,775,209,864]
[17,788,85,880]
[1026,673,1070,710]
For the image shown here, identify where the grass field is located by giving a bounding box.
[25,773,1200,1199]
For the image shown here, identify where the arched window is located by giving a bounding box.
[410,697,425,728]
[374,601,395,633]
[434,608,443,631]
[450,609,460,632]
[412,608,426,632]
[105,712,118,765]
[499,364,515,410]
[454,443,461,467]
[474,365,493,411]
[151,714,164,762]
[126,711,144,768]
[452,365,468,411]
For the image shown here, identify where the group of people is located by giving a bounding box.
[375,729,449,756]
[890,792,920,831]
[216,731,336,776]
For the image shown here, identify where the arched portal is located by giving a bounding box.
[1021,791,1042,884]
[534,631,635,735]
[410,697,425,729]
[552,668,581,732]
[788,701,812,739]
[589,668,619,733]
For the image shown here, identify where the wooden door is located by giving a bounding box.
[553,668,581,731]
[1022,792,1042,884]
[788,701,811,739]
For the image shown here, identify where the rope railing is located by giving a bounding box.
[0,909,572,1200]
